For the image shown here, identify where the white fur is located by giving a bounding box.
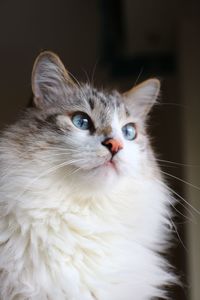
[0,142,174,300]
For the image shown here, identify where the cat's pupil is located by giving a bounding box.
[78,118,87,127]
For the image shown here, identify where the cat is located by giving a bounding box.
[0,51,176,300]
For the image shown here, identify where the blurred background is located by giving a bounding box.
[0,0,200,299]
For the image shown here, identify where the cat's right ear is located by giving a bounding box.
[32,51,74,109]
[123,79,160,119]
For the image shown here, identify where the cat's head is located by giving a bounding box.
[31,51,160,189]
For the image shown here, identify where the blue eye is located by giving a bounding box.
[122,123,137,140]
[72,113,92,130]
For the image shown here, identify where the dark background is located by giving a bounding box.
[0,1,200,299]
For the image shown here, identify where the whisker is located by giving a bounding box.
[0,151,78,182]
[161,170,200,191]
[168,213,188,252]
[9,158,86,201]
[82,68,91,85]
[32,158,85,181]
[69,166,83,176]
[167,195,193,223]
[159,102,190,109]
[156,178,199,218]
[157,164,178,169]
[134,67,144,86]
[0,158,36,182]
[155,178,194,220]
[67,71,88,101]
[0,145,81,154]
[41,149,77,154]
[155,158,200,168]
[39,152,78,159]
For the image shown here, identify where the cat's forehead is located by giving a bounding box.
[84,86,121,109]
[71,84,126,120]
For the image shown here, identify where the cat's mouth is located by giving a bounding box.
[104,159,117,169]
[97,157,119,174]
[74,155,120,174]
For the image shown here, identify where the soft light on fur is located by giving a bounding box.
[0,51,176,300]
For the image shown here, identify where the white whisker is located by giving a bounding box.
[156,178,199,218]
[10,158,86,202]
[156,158,200,168]
[161,170,200,192]
[167,212,188,252]
[67,70,88,101]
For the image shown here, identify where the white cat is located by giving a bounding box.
[0,51,176,300]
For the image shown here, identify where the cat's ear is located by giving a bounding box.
[32,51,74,109]
[123,79,160,119]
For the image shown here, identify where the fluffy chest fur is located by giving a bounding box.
[0,163,173,300]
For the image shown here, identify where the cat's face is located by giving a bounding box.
[31,52,160,188]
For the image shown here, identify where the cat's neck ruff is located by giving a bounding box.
[1,166,173,300]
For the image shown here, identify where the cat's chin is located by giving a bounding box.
[69,159,122,191]
[89,158,121,177]
[91,159,118,172]
[88,160,123,187]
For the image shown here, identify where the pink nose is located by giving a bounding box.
[102,138,123,155]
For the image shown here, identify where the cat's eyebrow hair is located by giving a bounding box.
[125,107,131,117]
[100,98,107,107]
[45,114,59,123]
[92,89,98,97]
[88,98,94,110]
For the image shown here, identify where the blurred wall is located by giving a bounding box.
[179,6,200,300]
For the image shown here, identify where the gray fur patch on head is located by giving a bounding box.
[30,82,126,137]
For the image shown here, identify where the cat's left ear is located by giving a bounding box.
[123,79,160,119]
[32,51,74,109]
